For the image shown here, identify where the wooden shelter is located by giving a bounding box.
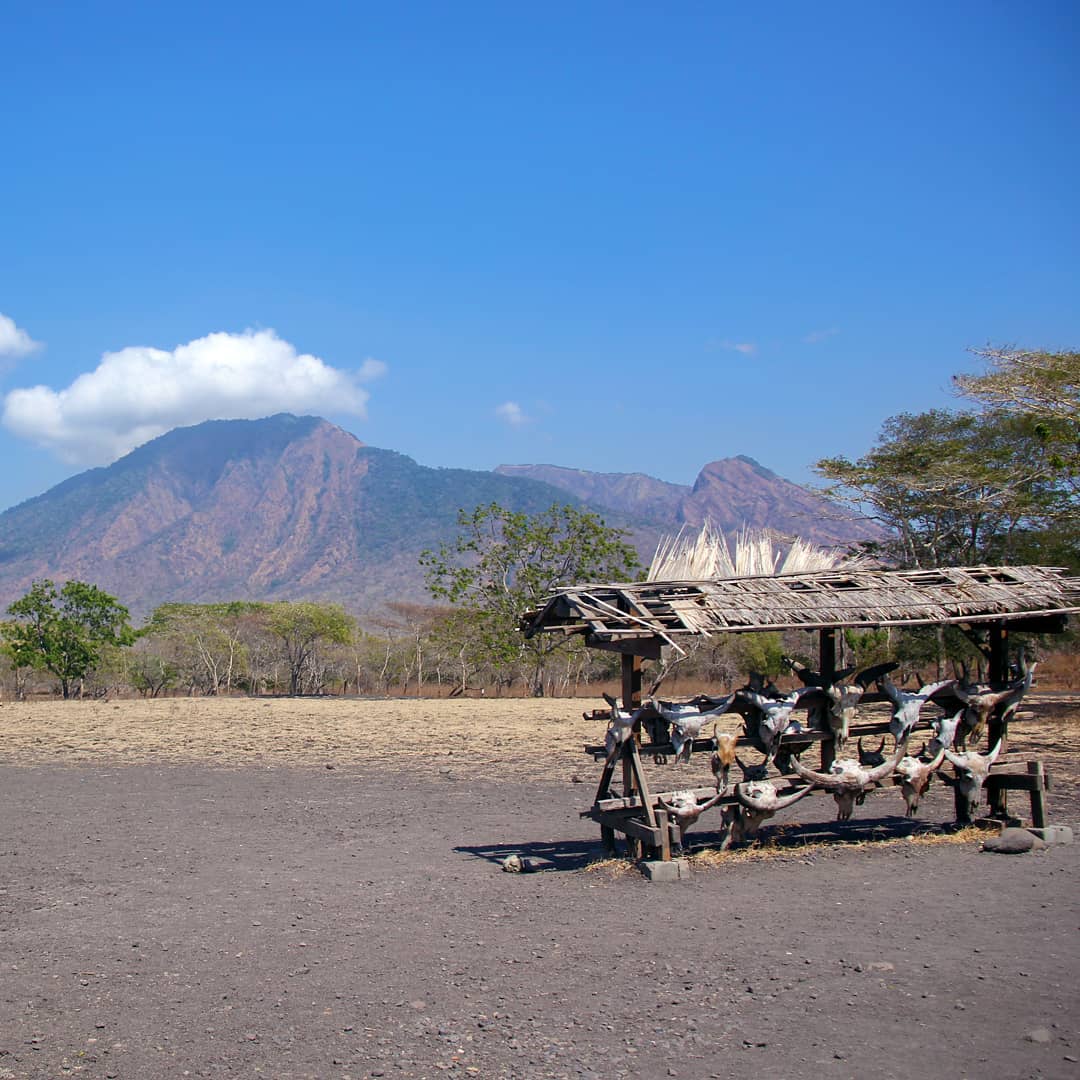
[521,565,1080,860]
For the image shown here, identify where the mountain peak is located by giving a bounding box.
[0,422,879,619]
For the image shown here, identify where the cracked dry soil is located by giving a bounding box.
[0,697,1078,1080]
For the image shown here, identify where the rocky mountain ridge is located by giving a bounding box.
[0,415,876,619]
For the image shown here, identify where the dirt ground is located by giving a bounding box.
[1,695,1078,1080]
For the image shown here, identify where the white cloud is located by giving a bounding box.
[1,328,386,465]
[495,401,529,426]
[709,339,757,355]
[0,313,43,360]
[803,327,840,344]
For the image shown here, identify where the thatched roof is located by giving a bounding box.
[521,565,1080,650]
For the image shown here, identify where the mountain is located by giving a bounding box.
[495,456,874,546]
[0,415,596,619]
[0,416,878,620]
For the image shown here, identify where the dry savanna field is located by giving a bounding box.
[2,692,1079,793]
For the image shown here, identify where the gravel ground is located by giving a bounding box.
[1,697,1078,1079]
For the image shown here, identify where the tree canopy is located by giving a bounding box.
[265,601,355,695]
[420,502,641,693]
[2,579,135,698]
[817,346,1079,569]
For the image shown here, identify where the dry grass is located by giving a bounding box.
[0,696,605,782]
[0,693,1076,793]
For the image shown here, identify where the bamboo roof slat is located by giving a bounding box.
[521,565,1080,643]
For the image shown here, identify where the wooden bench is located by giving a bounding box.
[985,760,1050,828]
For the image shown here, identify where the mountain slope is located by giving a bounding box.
[496,456,874,546]
[0,416,595,618]
[0,416,879,620]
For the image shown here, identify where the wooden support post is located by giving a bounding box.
[988,778,1009,820]
[986,623,1010,776]
[593,755,618,805]
[655,807,672,862]
[819,628,838,771]
[1029,761,1047,829]
[953,770,970,824]
[819,627,840,681]
[621,652,642,711]
[987,622,1009,684]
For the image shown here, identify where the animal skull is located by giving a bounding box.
[791,660,898,750]
[601,694,647,763]
[892,745,946,817]
[657,789,723,845]
[953,663,1035,748]
[878,676,955,744]
[927,709,964,755]
[857,736,888,767]
[941,741,1003,823]
[736,689,807,765]
[734,753,771,783]
[789,743,908,821]
[655,694,734,764]
[710,729,739,792]
[717,779,817,846]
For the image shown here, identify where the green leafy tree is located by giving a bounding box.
[955,346,1080,428]
[731,632,787,681]
[3,580,134,698]
[956,346,1080,535]
[420,503,642,695]
[266,601,355,695]
[141,601,267,695]
[816,408,1070,568]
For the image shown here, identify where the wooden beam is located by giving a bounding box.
[587,635,664,659]
[988,623,1009,684]
[621,652,643,711]
[819,627,840,681]
[1000,613,1070,634]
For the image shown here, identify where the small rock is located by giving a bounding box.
[1025,1028,1052,1044]
[502,855,523,873]
[982,828,1047,854]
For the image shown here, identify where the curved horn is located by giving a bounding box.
[984,739,1003,768]
[735,784,775,812]
[864,743,909,785]
[877,675,901,705]
[771,782,817,810]
[788,755,840,787]
[942,747,967,769]
[876,736,887,755]
[924,745,947,773]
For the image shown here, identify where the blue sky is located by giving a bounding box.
[1,2,1077,512]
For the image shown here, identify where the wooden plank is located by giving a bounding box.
[584,810,662,847]
[593,753,618,804]
[985,773,1051,792]
[594,781,812,814]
